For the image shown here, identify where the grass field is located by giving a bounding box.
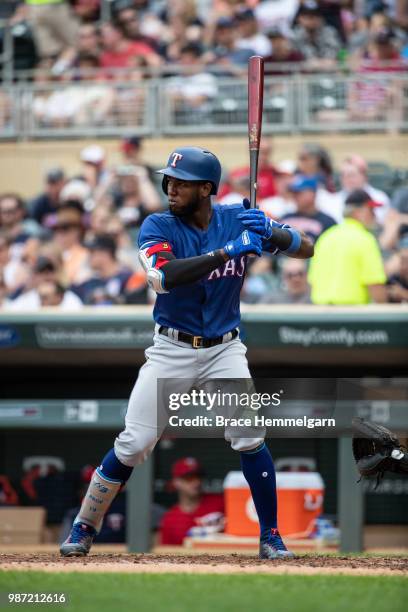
[0,571,406,612]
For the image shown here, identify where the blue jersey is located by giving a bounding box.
[139,203,286,337]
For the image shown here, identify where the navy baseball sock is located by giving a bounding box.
[99,448,133,483]
[240,442,278,540]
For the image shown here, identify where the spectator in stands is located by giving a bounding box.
[159,457,224,546]
[29,168,65,226]
[263,28,304,74]
[204,17,256,73]
[297,143,335,192]
[380,181,408,250]
[4,3,38,72]
[124,267,149,304]
[32,56,115,128]
[120,135,158,184]
[296,144,341,222]
[348,11,392,59]
[241,255,279,304]
[158,0,204,35]
[220,170,251,205]
[103,213,141,271]
[71,0,100,23]
[115,5,159,51]
[360,27,404,69]
[234,8,272,57]
[37,279,67,307]
[387,245,408,303]
[0,193,41,247]
[349,28,406,125]
[68,54,116,125]
[254,0,299,35]
[261,258,312,304]
[311,1,349,41]
[7,236,42,290]
[0,231,29,296]
[79,145,111,196]
[0,475,19,505]
[87,205,113,240]
[0,273,7,308]
[0,233,12,296]
[78,21,100,52]
[51,203,89,284]
[60,179,92,212]
[166,43,218,115]
[335,155,390,224]
[72,235,132,305]
[112,165,161,219]
[158,11,201,63]
[99,20,161,71]
[395,0,408,29]
[69,23,101,70]
[292,1,342,70]
[309,189,387,304]
[282,176,337,242]
[5,253,83,310]
[21,0,78,59]
[219,138,277,201]
[118,136,162,204]
[260,160,297,220]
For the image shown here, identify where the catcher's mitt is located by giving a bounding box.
[352,417,408,487]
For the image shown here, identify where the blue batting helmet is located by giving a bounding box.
[157,147,222,195]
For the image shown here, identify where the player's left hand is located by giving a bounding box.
[237,208,273,240]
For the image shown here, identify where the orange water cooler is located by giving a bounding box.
[223,471,324,538]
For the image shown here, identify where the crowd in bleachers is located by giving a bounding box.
[1,135,407,308]
[2,0,408,72]
[0,1,407,130]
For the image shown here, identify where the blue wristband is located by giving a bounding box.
[282,227,301,254]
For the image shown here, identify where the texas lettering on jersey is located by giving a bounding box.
[207,256,246,280]
[138,204,288,338]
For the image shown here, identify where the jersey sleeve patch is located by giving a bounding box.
[146,242,173,257]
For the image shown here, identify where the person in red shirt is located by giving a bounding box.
[218,138,277,200]
[99,21,161,71]
[0,475,19,506]
[159,457,224,546]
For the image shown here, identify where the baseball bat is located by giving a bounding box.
[248,55,264,209]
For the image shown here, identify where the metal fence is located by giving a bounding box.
[1,73,407,140]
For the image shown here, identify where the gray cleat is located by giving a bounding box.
[259,528,296,559]
[60,522,96,557]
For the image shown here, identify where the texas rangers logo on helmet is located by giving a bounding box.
[170,152,183,167]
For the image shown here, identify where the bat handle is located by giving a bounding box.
[249,148,259,209]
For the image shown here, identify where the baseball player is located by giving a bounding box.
[60,147,314,559]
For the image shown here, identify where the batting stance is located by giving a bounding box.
[61,147,314,559]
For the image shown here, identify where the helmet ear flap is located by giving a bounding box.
[162,176,169,195]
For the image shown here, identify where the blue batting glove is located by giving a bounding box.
[237,209,273,240]
[224,230,262,259]
[242,198,251,210]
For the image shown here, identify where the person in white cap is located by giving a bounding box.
[80,145,111,195]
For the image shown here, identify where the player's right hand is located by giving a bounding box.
[223,230,262,259]
[237,208,273,240]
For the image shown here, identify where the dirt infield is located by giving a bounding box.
[1,553,407,576]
